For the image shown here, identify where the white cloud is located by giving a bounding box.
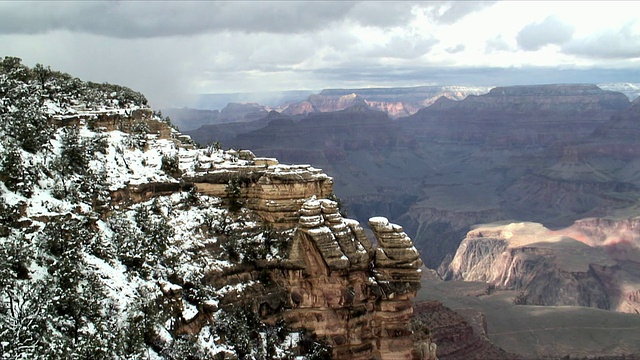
[562,22,640,59]
[446,44,466,54]
[0,1,431,38]
[485,36,512,53]
[422,1,496,25]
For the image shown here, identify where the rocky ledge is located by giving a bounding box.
[70,110,426,358]
[281,202,423,359]
[145,143,425,358]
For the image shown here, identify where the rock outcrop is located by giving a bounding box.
[177,153,424,358]
[413,301,518,360]
[283,93,368,116]
[189,84,636,273]
[48,95,426,358]
[280,202,422,359]
[185,160,334,228]
[221,105,416,171]
[402,84,629,147]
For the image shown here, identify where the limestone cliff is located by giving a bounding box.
[402,84,629,147]
[281,205,422,359]
[96,115,425,357]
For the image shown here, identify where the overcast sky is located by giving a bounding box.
[1,1,639,107]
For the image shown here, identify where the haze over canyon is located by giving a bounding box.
[172,82,640,357]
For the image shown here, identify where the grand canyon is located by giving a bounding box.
[5,1,640,359]
[0,54,639,360]
[175,83,640,358]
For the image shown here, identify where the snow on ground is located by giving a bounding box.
[84,253,140,313]
[0,87,331,357]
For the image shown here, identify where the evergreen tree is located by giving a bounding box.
[31,64,52,92]
[213,304,263,359]
[58,125,89,175]
[161,153,181,177]
[0,200,21,238]
[0,145,38,196]
[0,280,48,359]
[0,73,52,153]
[38,217,123,358]
[0,57,30,82]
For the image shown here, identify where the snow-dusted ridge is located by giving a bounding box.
[598,82,640,101]
[0,58,331,358]
[1,58,425,359]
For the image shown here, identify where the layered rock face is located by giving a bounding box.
[567,217,640,253]
[184,156,334,228]
[283,93,368,115]
[162,102,271,131]
[280,202,423,359]
[188,84,638,275]
[500,98,640,229]
[401,84,629,147]
[546,98,640,176]
[174,153,424,358]
[46,95,425,358]
[428,84,629,112]
[445,221,640,313]
[394,84,634,267]
[226,106,416,168]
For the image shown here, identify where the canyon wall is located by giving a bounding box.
[48,103,427,358]
[187,84,640,276]
[176,150,425,358]
[445,221,640,313]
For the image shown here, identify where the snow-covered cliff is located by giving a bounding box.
[0,57,424,359]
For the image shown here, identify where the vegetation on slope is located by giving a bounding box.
[0,57,328,359]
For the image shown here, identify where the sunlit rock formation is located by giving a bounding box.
[445,221,640,313]
[282,202,422,359]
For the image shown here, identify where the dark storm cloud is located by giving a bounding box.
[562,23,640,59]
[0,1,420,38]
[310,65,640,87]
[346,2,417,28]
[516,16,575,51]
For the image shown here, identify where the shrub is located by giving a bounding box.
[513,291,528,305]
[161,153,181,177]
[225,178,243,212]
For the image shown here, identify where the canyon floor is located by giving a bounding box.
[417,270,640,359]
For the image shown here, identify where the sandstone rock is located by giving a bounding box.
[370,217,423,289]
[272,201,424,358]
[279,86,491,119]
[253,157,278,166]
[185,164,333,228]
